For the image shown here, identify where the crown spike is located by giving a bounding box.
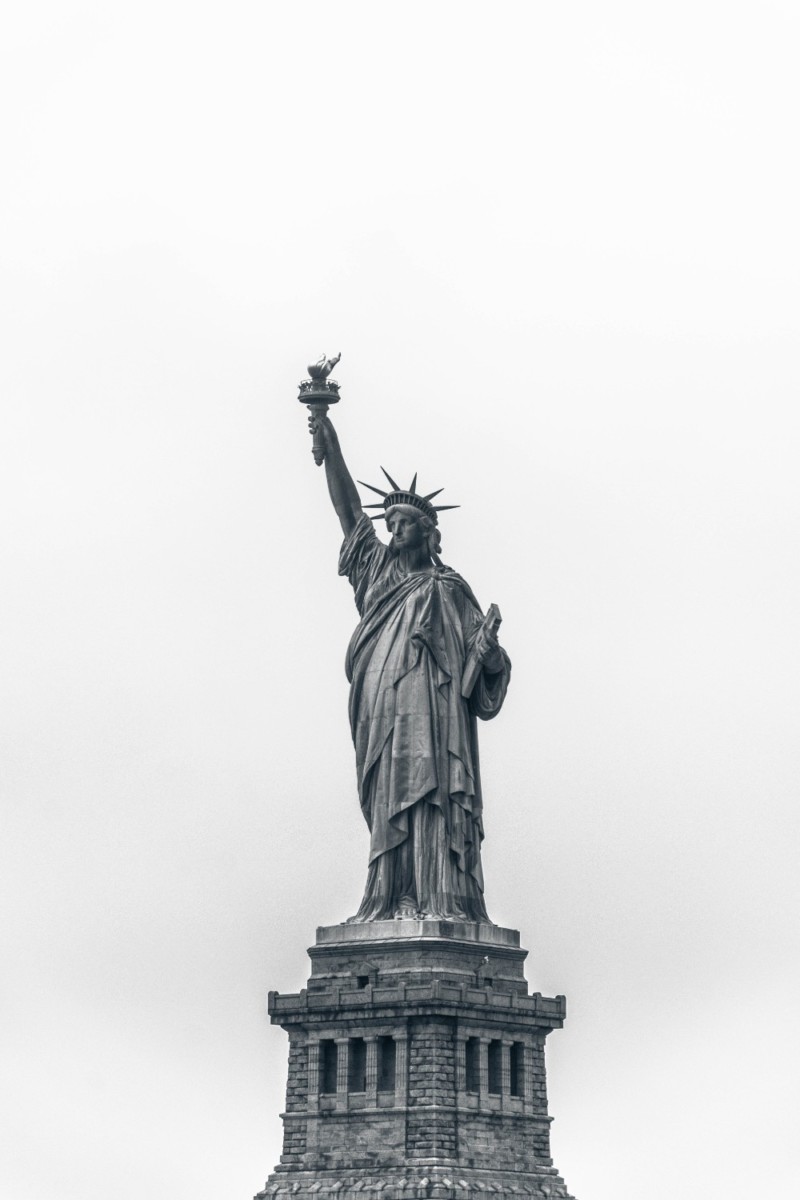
[359,468,459,524]
[358,480,389,498]
[380,466,401,490]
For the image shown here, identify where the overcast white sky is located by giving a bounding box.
[2,3,799,1199]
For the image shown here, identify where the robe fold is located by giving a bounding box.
[339,515,511,922]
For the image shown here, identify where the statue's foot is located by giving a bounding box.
[393,896,421,920]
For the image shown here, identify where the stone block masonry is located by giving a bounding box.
[255,921,575,1200]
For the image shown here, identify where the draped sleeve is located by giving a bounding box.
[450,578,512,721]
[338,513,391,616]
[468,650,512,720]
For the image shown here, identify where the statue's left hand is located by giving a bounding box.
[474,626,503,673]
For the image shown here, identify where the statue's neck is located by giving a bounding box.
[395,547,431,574]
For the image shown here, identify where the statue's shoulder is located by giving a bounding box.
[342,512,385,555]
[435,566,481,611]
[339,514,390,586]
[435,564,466,585]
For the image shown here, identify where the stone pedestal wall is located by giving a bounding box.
[255,921,575,1200]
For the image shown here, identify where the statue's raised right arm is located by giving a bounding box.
[307,411,362,537]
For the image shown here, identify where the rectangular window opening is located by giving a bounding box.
[320,1040,338,1094]
[465,1037,480,1094]
[488,1039,502,1095]
[348,1037,367,1093]
[378,1036,396,1092]
[510,1041,525,1097]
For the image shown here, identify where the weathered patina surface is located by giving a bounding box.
[307,404,510,923]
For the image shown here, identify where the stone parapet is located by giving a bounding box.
[269,982,565,1025]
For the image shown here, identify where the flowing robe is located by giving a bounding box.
[339,515,511,921]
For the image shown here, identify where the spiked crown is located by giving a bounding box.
[358,468,459,524]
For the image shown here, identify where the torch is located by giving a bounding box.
[298,353,341,465]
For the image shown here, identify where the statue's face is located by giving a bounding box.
[387,512,426,553]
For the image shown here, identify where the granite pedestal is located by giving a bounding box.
[255,921,574,1200]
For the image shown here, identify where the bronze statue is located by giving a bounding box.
[305,383,511,924]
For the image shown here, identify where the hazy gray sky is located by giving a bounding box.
[2,3,798,1199]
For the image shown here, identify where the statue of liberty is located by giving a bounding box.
[308,407,511,923]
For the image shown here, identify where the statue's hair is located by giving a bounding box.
[417,513,443,560]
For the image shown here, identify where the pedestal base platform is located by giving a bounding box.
[258,1164,572,1200]
[255,921,575,1200]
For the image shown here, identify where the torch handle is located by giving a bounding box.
[308,402,329,466]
